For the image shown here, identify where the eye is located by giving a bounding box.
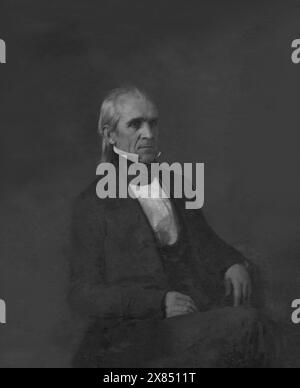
[149,118,158,128]
[129,119,143,130]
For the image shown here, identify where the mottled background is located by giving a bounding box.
[0,0,300,367]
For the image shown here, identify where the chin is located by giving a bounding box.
[139,151,156,164]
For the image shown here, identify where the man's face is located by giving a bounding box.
[110,93,159,164]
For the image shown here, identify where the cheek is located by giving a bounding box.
[129,133,140,146]
[115,128,133,145]
[118,133,139,151]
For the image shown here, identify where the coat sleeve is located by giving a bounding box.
[68,191,168,320]
[193,209,246,278]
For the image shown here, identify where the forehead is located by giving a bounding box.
[115,93,158,120]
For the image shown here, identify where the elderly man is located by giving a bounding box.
[69,87,269,368]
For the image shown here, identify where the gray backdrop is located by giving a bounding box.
[0,0,300,367]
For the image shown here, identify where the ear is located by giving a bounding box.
[103,126,116,145]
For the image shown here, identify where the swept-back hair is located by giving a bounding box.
[98,86,156,162]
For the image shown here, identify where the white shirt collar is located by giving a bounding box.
[113,146,162,163]
[113,146,139,163]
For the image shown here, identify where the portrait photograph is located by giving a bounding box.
[0,0,300,370]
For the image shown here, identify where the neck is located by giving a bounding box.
[113,146,161,165]
[110,150,159,186]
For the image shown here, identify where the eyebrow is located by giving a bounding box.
[127,116,158,127]
[127,117,143,126]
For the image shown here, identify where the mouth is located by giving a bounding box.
[138,145,155,150]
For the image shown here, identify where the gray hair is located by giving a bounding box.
[98,86,156,162]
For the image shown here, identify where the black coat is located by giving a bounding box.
[69,164,246,366]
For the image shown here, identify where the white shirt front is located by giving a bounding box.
[113,146,179,246]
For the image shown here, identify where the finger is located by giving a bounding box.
[185,299,198,311]
[167,305,194,315]
[247,281,253,303]
[167,304,187,313]
[225,278,232,296]
[185,301,198,312]
[233,282,242,307]
[174,301,198,311]
[242,283,248,305]
[176,295,198,310]
[171,304,195,313]
[176,294,194,303]
[241,279,252,305]
[168,308,193,317]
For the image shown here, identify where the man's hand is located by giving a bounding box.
[165,291,198,318]
[224,264,252,307]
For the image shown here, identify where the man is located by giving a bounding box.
[69,86,269,368]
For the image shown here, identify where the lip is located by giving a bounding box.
[139,145,154,149]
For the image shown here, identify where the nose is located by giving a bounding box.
[141,122,154,139]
